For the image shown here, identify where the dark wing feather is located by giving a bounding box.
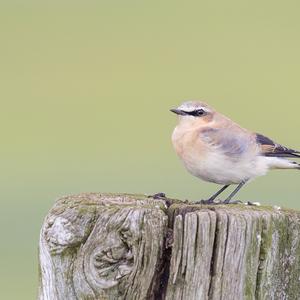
[256,133,300,158]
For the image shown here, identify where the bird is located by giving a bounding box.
[170,100,300,204]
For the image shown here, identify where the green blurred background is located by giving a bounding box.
[1,1,300,298]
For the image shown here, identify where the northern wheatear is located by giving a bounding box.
[171,101,300,204]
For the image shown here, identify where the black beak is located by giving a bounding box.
[170,109,187,115]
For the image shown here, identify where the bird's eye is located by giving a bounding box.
[195,109,205,116]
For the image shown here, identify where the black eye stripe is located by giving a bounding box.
[185,109,205,116]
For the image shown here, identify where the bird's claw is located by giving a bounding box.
[222,199,242,205]
[195,199,217,205]
[195,199,243,205]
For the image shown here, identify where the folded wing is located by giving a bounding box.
[256,133,300,158]
[201,127,252,157]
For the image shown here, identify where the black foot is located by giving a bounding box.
[195,199,216,205]
[222,199,242,205]
[148,192,166,199]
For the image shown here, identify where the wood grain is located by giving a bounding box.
[38,193,300,300]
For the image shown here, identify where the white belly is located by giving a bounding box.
[182,151,269,185]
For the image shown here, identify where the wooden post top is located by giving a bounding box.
[39,193,300,300]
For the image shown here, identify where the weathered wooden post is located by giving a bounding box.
[38,193,300,300]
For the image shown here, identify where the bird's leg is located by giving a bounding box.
[196,184,230,204]
[223,180,248,204]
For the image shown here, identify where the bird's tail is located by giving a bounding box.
[288,161,300,170]
[268,157,300,170]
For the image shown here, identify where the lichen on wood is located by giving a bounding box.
[38,193,300,300]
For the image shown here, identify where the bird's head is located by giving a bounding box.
[170,101,215,126]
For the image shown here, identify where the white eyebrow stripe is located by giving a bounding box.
[178,104,209,112]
